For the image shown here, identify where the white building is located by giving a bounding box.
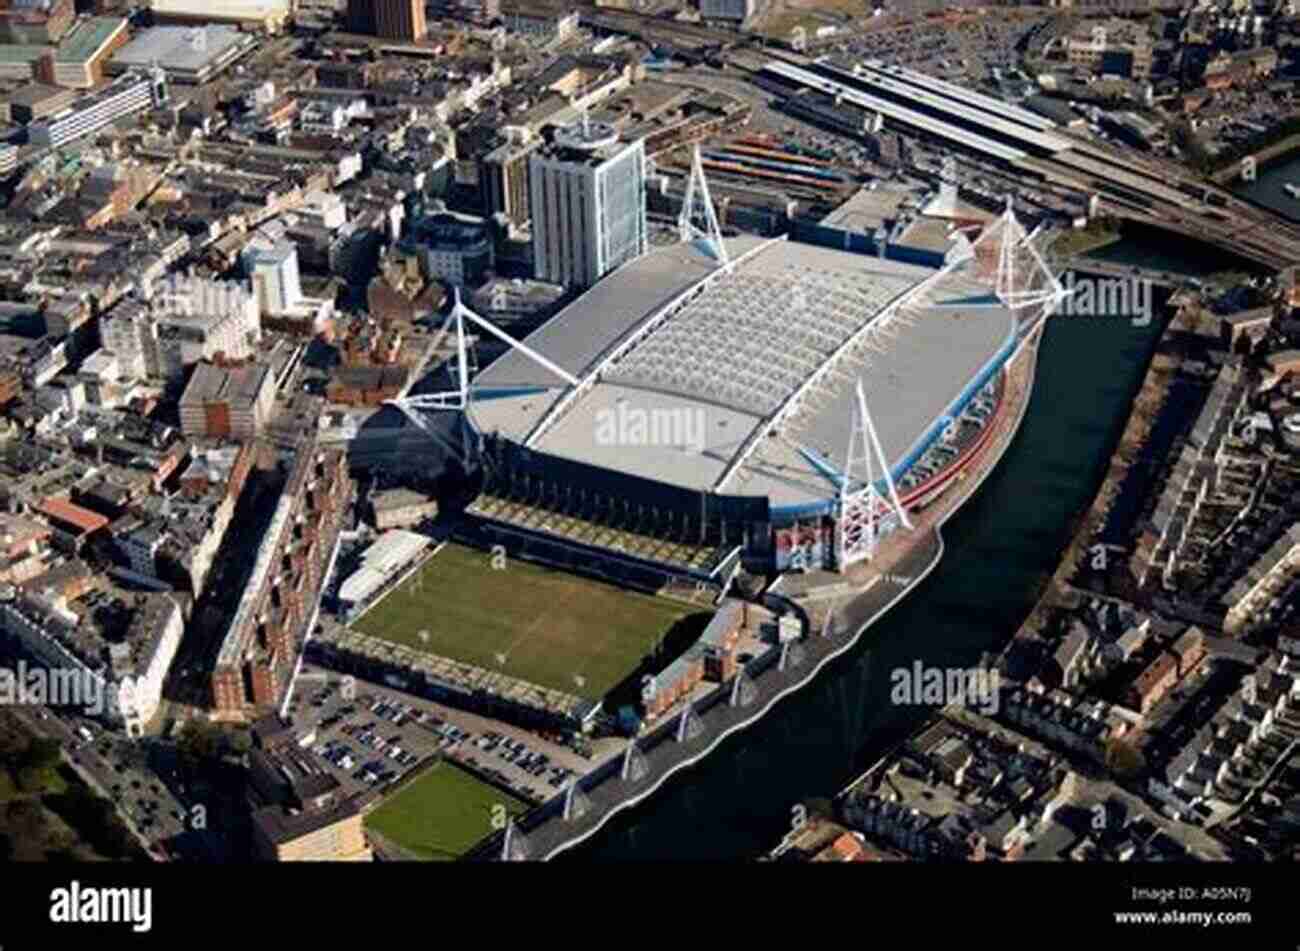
[149,274,261,377]
[101,304,157,380]
[117,596,184,735]
[0,588,183,738]
[242,239,303,316]
[299,101,347,135]
[28,69,168,149]
[297,189,348,231]
[529,119,647,289]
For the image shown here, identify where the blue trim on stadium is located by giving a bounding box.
[469,385,553,401]
[767,314,1018,523]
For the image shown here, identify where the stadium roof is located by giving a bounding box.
[468,236,1019,513]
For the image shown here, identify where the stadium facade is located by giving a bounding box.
[392,176,1063,577]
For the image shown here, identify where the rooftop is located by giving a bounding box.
[469,235,1017,513]
[179,361,271,408]
[111,24,256,75]
[54,15,126,64]
[37,496,109,535]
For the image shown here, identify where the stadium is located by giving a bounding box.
[391,172,1064,579]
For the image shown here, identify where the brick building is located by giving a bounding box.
[210,445,350,717]
[179,362,276,440]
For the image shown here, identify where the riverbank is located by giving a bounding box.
[1011,301,1193,642]
[1211,132,1300,185]
[1048,226,1122,260]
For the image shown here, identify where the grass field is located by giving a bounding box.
[364,761,527,861]
[353,543,702,701]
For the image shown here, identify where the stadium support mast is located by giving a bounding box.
[678,144,729,266]
[984,197,1069,313]
[835,380,912,568]
[386,288,581,465]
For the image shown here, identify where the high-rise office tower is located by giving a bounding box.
[346,0,426,40]
[528,118,647,289]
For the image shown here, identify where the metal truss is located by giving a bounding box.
[523,236,783,448]
[835,380,913,568]
[387,288,581,469]
[711,238,974,493]
[679,144,729,265]
[604,262,917,418]
[965,199,1069,314]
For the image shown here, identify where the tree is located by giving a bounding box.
[228,729,252,758]
[176,720,223,775]
[1104,736,1145,779]
[21,737,62,771]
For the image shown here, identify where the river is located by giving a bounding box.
[1234,153,1300,223]
[566,306,1165,861]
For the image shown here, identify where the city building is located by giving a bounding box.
[242,240,304,317]
[335,528,429,621]
[347,0,426,40]
[101,303,157,381]
[0,44,47,82]
[699,0,754,20]
[37,497,109,554]
[501,1,578,41]
[147,0,291,33]
[369,488,438,531]
[248,716,373,860]
[0,0,75,44]
[109,274,262,380]
[528,119,647,288]
[108,24,258,84]
[51,14,128,88]
[27,68,168,150]
[210,445,349,716]
[1065,19,1154,80]
[0,579,183,738]
[1126,652,1178,714]
[7,83,75,125]
[480,131,537,226]
[178,361,276,440]
[405,209,495,287]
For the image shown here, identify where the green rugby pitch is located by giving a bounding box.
[352,543,702,700]
[364,761,526,861]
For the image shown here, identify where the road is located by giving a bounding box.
[8,705,216,861]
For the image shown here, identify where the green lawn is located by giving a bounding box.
[353,543,701,700]
[365,761,527,861]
